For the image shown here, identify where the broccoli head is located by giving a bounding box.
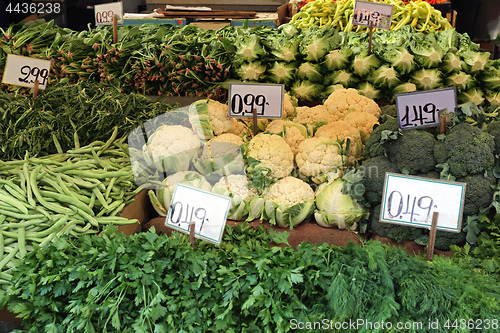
[361,156,399,205]
[387,129,437,174]
[363,117,399,158]
[456,171,496,216]
[486,120,500,156]
[415,230,466,251]
[434,123,495,178]
[370,205,424,242]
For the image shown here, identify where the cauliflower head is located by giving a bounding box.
[207,100,238,136]
[263,176,315,207]
[323,88,381,121]
[214,174,258,202]
[283,91,297,119]
[247,133,294,179]
[226,119,251,138]
[293,105,335,124]
[314,121,362,142]
[343,111,379,143]
[295,137,345,179]
[266,120,309,156]
[145,124,201,172]
[210,133,244,146]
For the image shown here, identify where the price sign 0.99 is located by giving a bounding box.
[395,87,457,129]
[2,54,51,89]
[353,0,393,30]
[380,173,465,232]
[228,83,283,119]
[165,184,231,246]
[94,2,123,26]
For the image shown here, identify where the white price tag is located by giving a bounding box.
[2,54,51,89]
[380,173,465,232]
[395,87,457,129]
[165,184,231,245]
[228,83,283,119]
[94,2,123,26]
[353,0,394,30]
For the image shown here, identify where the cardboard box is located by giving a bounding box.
[276,3,297,27]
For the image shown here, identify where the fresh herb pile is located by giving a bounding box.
[0,80,177,160]
[2,223,499,333]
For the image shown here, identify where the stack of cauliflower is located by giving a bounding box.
[143,88,380,230]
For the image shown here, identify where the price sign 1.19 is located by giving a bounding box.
[352,0,394,30]
[395,87,457,129]
[165,184,231,246]
[94,2,123,26]
[380,173,465,232]
[2,54,51,89]
[228,83,283,119]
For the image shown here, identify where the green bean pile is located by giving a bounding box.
[0,131,142,287]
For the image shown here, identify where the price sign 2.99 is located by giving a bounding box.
[2,54,51,89]
[94,2,123,26]
[165,184,231,245]
[229,83,283,119]
[380,173,465,232]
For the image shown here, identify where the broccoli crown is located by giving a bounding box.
[361,156,399,205]
[456,171,496,216]
[370,205,424,242]
[434,123,495,178]
[416,230,466,251]
[486,120,500,156]
[387,130,437,174]
[363,117,399,158]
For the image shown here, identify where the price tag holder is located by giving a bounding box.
[380,173,465,232]
[165,184,231,246]
[353,0,394,30]
[395,87,457,130]
[228,83,283,119]
[2,54,51,89]
[94,2,123,26]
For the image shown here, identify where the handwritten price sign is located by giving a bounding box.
[2,54,51,89]
[165,184,231,245]
[353,0,393,30]
[380,173,465,232]
[94,2,123,26]
[396,87,457,129]
[229,83,283,119]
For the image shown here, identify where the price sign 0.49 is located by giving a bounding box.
[2,54,51,89]
[380,173,465,232]
[165,184,231,246]
[94,2,123,26]
[395,87,457,129]
[229,83,283,119]
[353,0,394,30]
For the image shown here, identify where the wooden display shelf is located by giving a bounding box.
[158,10,256,19]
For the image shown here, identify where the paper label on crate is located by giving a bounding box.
[165,184,231,245]
[395,87,457,129]
[2,54,51,89]
[380,173,465,232]
[353,0,394,30]
[94,2,123,26]
[228,83,283,119]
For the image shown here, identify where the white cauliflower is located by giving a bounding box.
[265,120,310,156]
[295,137,345,182]
[283,91,297,119]
[343,111,379,143]
[262,176,316,228]
[144,124,201,173]
[246,134,294,179]
[323,88,381,121]
[293,105,335,124]
[210,133,245,146]
[212,174,259,221]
